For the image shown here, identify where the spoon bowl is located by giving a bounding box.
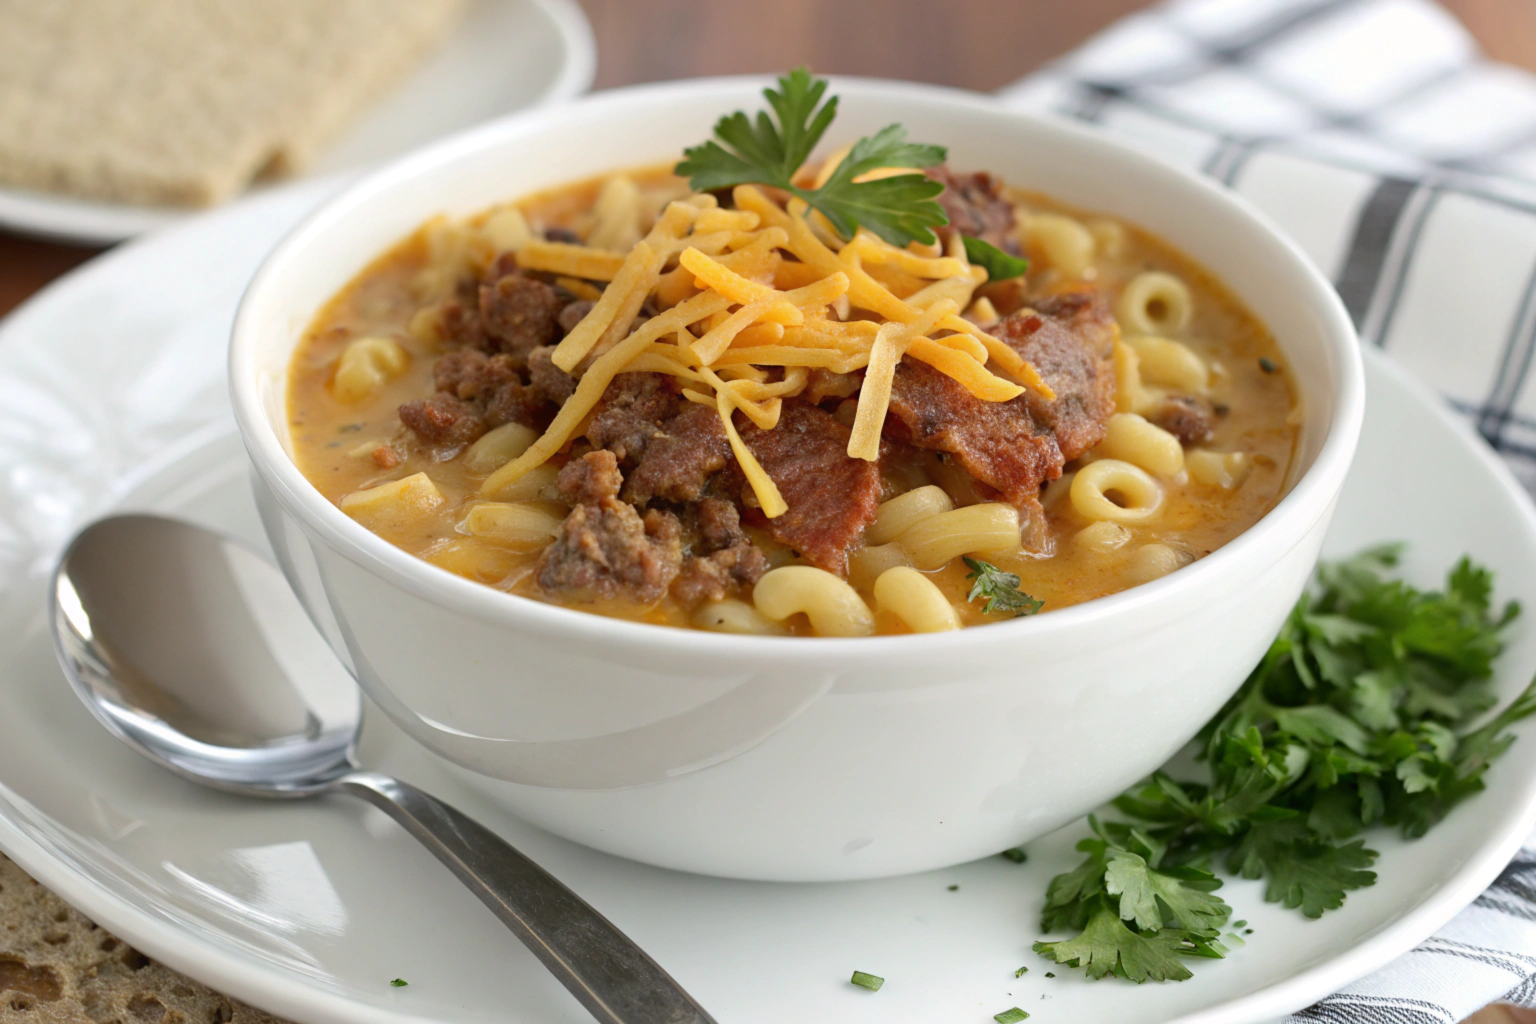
[50,513,715,1024]
[53,514,359,794]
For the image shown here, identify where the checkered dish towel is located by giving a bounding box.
[1002,1,1536,1020]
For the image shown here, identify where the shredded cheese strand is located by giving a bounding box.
[738,188,1054,400]
[681,246,777,304]
[848,322,910,462]
[691,293,801,364]
[693,208,761,233]
[926,330,989,364]
[845,299,958,461]
[845,232,968,279]
[733,322,786,347]
[712,346,868,373]
[695,371,788,516]
[906,265,985,312]
[551,240,664,371]
[906,338,1025,401]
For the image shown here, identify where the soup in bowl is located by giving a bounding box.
[232,77,1363,880]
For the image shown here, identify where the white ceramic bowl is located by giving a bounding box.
[231,77,1364,882]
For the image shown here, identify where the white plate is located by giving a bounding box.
[2,182,1536,1024]
[0,0,594,245]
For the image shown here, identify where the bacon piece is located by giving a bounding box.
[742,403,880,576]
[885,292,1116,506]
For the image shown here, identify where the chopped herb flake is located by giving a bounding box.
[850,971,884,991]
[1002,848,1028,864]
[994,1009,1029,1023]
[1259,357,1279,374]
[947,884,960,891]
[1015,966,1029,978]
[1044,972,1055,979]
[390,978,408,988]
[964,557,1044,617]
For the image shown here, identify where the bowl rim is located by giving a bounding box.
[230,74,1366,661]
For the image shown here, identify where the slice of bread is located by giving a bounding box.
[0,0,467,208]
[0,853,289,1022]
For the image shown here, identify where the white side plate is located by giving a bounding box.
[0,0,594,244]
[0,181,1534,1024]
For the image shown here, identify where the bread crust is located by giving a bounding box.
[0,0,467,207]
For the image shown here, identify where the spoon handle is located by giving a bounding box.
[337,771,716,1024]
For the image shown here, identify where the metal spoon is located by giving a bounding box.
[49,513,715,1024]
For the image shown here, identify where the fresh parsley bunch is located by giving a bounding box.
[1035,545,1536,982]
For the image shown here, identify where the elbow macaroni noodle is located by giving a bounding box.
[874,566,960,633]
[1127,543,1185,584]
[1187,450,1252,489]
[1025,213,1096,280]
[1117,271,1192,336]
[898,503,1022,571]
[464,502,564,552]
[753,566,875,637]
[693,599,785,635]
[1125,335,1209,393]
[339,472,443,533]
[868,485,954,545]
[333,336,409,403]
[1098,413,1184,478]
[1070,459,1164,524]
[1073,520,1131,553]
[463,422,539,474]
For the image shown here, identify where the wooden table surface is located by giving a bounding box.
[2,1,1535,1022]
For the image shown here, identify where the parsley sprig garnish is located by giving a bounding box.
[676,69,950,247]
[1033,546,1536,982]
[964,557,1044,617]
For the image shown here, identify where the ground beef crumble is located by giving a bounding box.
[672,498,769,607]
[536,451,683,603]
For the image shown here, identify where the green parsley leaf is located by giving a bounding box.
[849,970,884,991]
[964,557,1044,617]
[994,1009,1030,1023]
[1034,901,1198,983]
[676,68,949,246]
[963,236,1029,281]
[1228,820,1377,918]
[1104,852,1231,933]
[389,978,408,988]
[1014,965,1029,977]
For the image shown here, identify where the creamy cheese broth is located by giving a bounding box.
[287,164,1298,635]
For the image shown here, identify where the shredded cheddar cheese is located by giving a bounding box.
[478,164,1049,517]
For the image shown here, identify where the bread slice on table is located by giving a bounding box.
[0,0,468,208]
[0,852,290,1022]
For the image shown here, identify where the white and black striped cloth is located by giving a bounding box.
[1002,1,1536,1019]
